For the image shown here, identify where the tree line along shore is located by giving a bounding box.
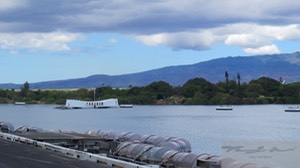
[0,75,299,105]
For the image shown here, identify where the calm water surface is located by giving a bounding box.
[1,104,300,155]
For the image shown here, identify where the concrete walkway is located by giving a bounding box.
[0,139,110,168]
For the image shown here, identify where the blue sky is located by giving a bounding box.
[0,0,300,83]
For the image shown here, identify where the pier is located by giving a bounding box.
[15,131,117,153]
[0,121,268,168]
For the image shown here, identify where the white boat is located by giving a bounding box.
[65,98,119,109]
[119,104,133,108]
[285,106,300,112]
[216,105,233,111]
[15,102,26,105]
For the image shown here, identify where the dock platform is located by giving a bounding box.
[15,132,117,153]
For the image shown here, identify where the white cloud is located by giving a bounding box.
[222,24,300,54]
[3,0,300,34]
[0,32,82,52]
[136,34,167,46]
[97,38,118,49]
[136,31,218,50]
[135,23,300,54]
[108,38,118,44]
[244,45,280,55]
[0,0,27,11]
[1,0,300,55]
[225,34,268,48]
[259,24,300,40]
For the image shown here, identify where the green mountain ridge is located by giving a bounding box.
[1,52,300,89]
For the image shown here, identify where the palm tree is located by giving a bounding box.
[225,71,229,92]
[237,73,241,87]
[225,71,229,83]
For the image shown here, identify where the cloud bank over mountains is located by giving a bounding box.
[0,0,300,54]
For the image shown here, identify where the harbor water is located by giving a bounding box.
[1,104,300,155]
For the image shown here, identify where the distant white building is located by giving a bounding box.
[65,99,119,109]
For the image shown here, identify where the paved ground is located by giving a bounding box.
[0,139,110,168]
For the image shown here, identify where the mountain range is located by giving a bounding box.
[1,52,300,89]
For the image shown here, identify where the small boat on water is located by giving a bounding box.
[216,105,233,111]
[15,102,26,105]
[285,106,300,112]
[119,104,133,108]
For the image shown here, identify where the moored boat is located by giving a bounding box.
[216,105,233,111]
[15,102,26,105]
[285,106,300,112]
[119,104,133,108]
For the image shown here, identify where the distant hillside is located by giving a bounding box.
[1,52,300,89]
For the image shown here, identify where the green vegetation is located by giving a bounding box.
[1,74,300,105]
